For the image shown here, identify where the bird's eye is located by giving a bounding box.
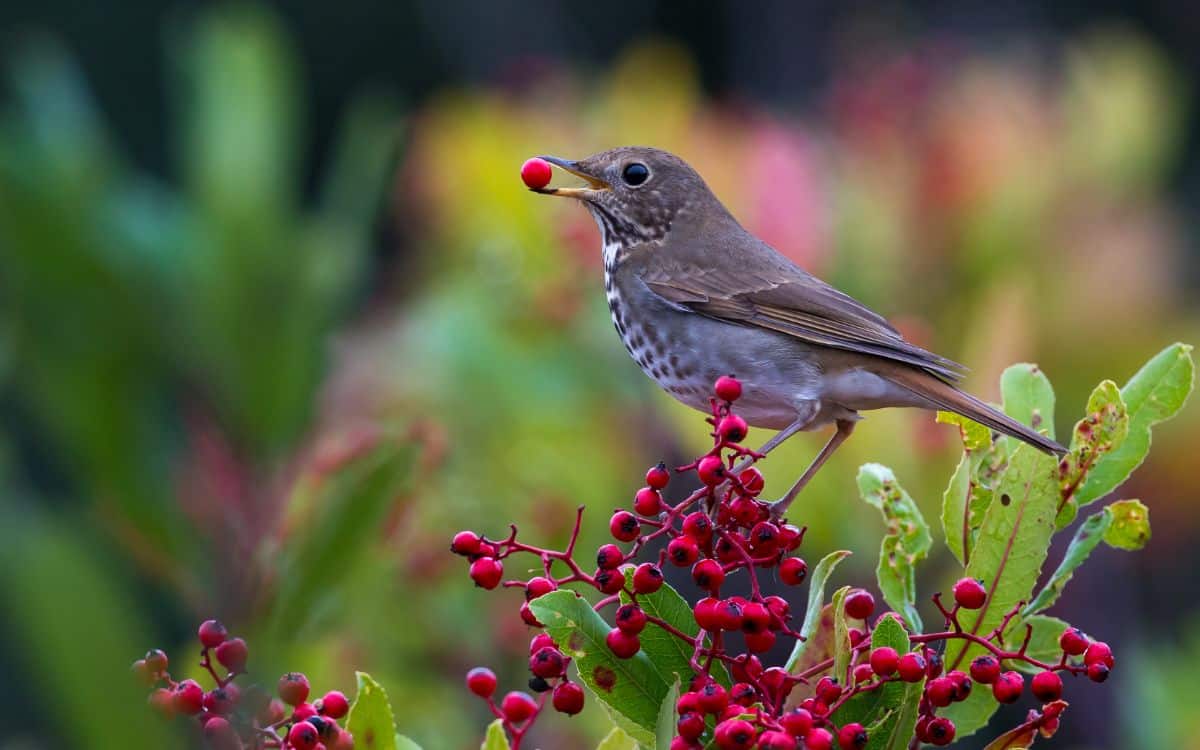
[622,163,650,186]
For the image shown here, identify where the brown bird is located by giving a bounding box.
[531,147,1065,518]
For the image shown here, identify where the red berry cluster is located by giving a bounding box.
[135,620,353,749]
[451,377,1114,748]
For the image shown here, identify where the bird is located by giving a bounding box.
[529,146,1066,518]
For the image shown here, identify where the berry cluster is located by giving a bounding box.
[451,378,1114,748]
[135,620,353,749]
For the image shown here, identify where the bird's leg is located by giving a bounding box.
[730,411,814,475]
[768,419,857,521]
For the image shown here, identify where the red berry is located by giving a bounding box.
[926,677,955,707]
[844,589,875,620]
[992,671,1024,704]
[289,720,321,750]
[606,628,640,658]
[948,669,973,701]
[682,512,714,544]
[520,158,553,190]
[466,667,497,698]
[815,676,842,703]
[596,543,624,570]
[293,702,317,721]
[1059,627,1090,656]
[779,556,807,585]
[870,646,900,676]
[714,718,756,749]
[838,722,868,750]
[520,601,543,627]
[848,628,866,647]
[805,727,833,750]
[501,691,538,723]
[198,620,228,649]
[718,414,748,443]
[1087,662,1110,682]
[758,730,797,750]
[144,648,168,673]
[530,646,566,679]
[173,679,205,715]
[646,463,671,489]
[615,603,648,634]
[676,691,702,715]
[318,690,349,719]
[730,654,763,682]
[697,455,726,485]
[1084,641,1114,668]
[593,568,625,594]
[697,682,729,714]
[633,562,664,594]
[634,487,664,516]
[203,685,240,715]
[897,652,927,682]
[469,557,504,589]
[148,687,175,718]
[714,375,743,402]
[525,576,557,600]
[610,510,641,542]
[749,521,780,554]
[552,681,584,715]
[716,599,744,631]
[530,633,556,654]
[450,530,482,556]
[731,682,759,708]
[781,708,812,739]
[853,663,875,684]
[926,717,956,746]
[278,672,311,706]
[671,738,702,750]
[739,467,765,495]
[925,650,944,678]
[952,578,988,609]
[728,496,761,526]
[668,536,700,566]
[694,597,723,631]
[215,637,247,673]
[740,602,772,634]
[970,655,1001,684]
[691,559,726,591]
[744,629,776,653]
[1031,670,1063,702]
[677,711,706,740]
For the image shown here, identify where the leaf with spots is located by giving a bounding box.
[621,572,728,686]
[998,363,1058,444]
[530,590,668,745]
[346,672,398,750]
[480,720,510,750]
[1055,380,1128,528]
[832,614,926,749]
[1103,499,1150,550]
[858,464,931,632]
[785,550,852,673]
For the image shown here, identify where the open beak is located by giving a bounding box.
[531,156,610,199]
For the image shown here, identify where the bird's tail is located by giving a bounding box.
[880,367,1068,456]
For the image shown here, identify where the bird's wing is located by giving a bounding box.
[637,241,965,380]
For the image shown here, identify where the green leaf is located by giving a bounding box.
[1074,343,1194,507]
[395,736,424,750]
[1024,509,1111,616]
[596,726,639,750]
[622,573,726,686]
[999,364,1058,442]
[1004,615,1069,675]
[941,451,996,567]
[1104,498,1151,550]
[785,550,852,672]
[481,720,511,750]
[832,586,854,684]
[785,604,838,702]
[937,410,994,451]
[530,590,667,743]
[833,614,926,749]
[1055,380,1129,527]
[858,464,932,632]
[347,672,398,750]
[656,678,681,750]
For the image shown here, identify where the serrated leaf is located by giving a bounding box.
[622,573,727,686]
[656,678,680,750]
[833,615,925,749]
[395,736,423,750]
[832,586,853,684]
[785,550,852,673]
[1104,498,1150,550]
[1074,343,1194,507]
[596,726,639,750]
[1055,380,1129,527]
[1023,509,1111,616]
[530,590,667,742]
[347,672,398,750]
[937,410,994,451]
[481,720,510,750]
[858,464,931,632]
[1003,615,1070,675]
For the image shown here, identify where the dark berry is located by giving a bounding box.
[450,530,482,556]
[530,646,566,679]
[844,589,875,620]
[970,655,1001,684]
[897,652,927,682]
[952,578,988,609]
[469,557,503,590]
[615,604,648,635]
[610,510,641,542]
[466,667,497,698]
[870,647,900,676]
[501,691,538,723]
[552,681,585,715]
[948,670,972,701]
[646,463,671,489]
[1031,670,1063,702]
[838,722,869,750]
[992,671,1024,704]
[606,628,640,658]
[528,675,551,693]
[1060,627,1090,656]
[278,672,311,706]
[198,620,228,649]
[714,376,743,402]
[633,562,664,594]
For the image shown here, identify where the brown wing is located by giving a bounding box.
[636,240,965,381]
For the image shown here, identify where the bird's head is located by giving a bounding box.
[531,146,719,246]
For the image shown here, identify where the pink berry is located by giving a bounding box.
[552,681,585,715]
[714,718,756,749]
[198,620,228,649]
[844,589,875,620]
[520,158,552,190]
[926,677,955,707]
[524,576,557,600]
[318,690,349,719]
[529,633,556,654]
[853,663,875,684]
[805,727,834,750]
[215,638,247,673]
[606,628,640,658]
[203,685,240,715]
[501,691,538,723]
[293,702,317,721]
[1031,670,1063,702]
[781,707,813,737]
[632,562,664,594]
[278,672,311,706]
[450,530,482,556]
[697,682,729,714]
[469,557,504,589]
[668,536,700,566]
[289,721,320,750]
[952,578,988,609]
[694,597,723,631]
[714,375,743,402]
[758,730,796,750]
[610,510,641,542]
[466,667,497,698]
[678,711,706,740]
[1084,641,1114,668]
[1087,662,1110,682]
[897,652,927,682]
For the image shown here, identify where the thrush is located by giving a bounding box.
[530,146,1065,518]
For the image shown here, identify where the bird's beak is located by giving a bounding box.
[532,156,610,199]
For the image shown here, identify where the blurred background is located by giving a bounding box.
[1,2,1197,748]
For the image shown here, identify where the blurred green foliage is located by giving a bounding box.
[0,4,1197,749]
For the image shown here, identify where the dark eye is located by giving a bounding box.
[622,163,649,186]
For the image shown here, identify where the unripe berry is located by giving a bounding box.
[926,677,955,707]
[552,681,585,715]
[450,530,482,556]
[289,720,320,750]
[952,578,988,610]
[970,655,1001,684]
[718,414,748,443]
[677,711,706,740]
[596,543,624,570]
[606,628,640,658]
[926,717,956,746]
[682,512,714,544]
[668,536,700,566]
[530,646,566,679]
[520,158,553,190]
[646,463,671,489]
[692,558,726,591]
[1059,627,1090,656]
[739,467,765,495]
[992,671,1024,704]
[615,603,648,634]
[838,722,869,750]
[815,676,842,704]
[593,569,625,594]
[610,511,641,542]
[633,562,664,594]
[278,672,311,706]
[173,679,205,715]
[870,647,900,676]
[897,652,927,682]
[501,691,538,723]
[525,576,557,600]
[634,487,664,516]
[469,557,503,590]
[1084,641,1114,668]
[714,375,743,402]
[1087,662,1110,682]
[697,681,729,714]
[466,667,497,698]
[714,718,756,749]
[779,556,808,585]
[198,620,228,649]
[697,455,726,486]
[844,589,875,620]
[805,727,834,750]
[144,648,168,674]
[1031,670,1063,702]
[131,658,153,685]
